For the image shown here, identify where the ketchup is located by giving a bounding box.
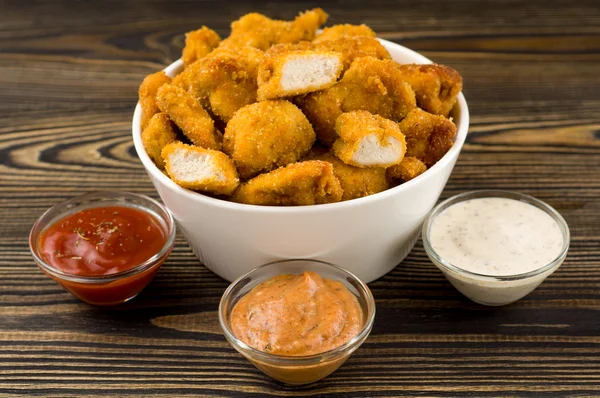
[40,206,166,276]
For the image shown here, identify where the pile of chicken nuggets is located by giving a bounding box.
[139,8,463,206]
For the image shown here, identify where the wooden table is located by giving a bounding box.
[2,0,599,396]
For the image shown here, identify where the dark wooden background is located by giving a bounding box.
[1,0,600,396]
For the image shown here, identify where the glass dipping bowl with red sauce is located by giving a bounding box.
[29,191,175,305]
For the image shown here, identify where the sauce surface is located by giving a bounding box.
[230,271,363,356]
[39,205,166,276]
[430,197,564,276]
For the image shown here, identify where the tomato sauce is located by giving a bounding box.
[40,206,166,276]
[37,205,169,305]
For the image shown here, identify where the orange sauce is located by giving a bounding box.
[230,271,363,356]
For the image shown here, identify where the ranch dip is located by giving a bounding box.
[430,197,564,276]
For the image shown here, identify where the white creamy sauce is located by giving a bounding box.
[430,197,563,276]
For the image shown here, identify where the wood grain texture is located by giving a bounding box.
[1,0,600,396]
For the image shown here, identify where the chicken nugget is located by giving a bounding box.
[181,26,221,67]
[277,8,328,44]
[399,108,457,167]
[257,51,343,101]
[171,61,206,103]
[141,113,178,170]
[299,56,416,146]
[314,36,390,72]
[218,13,274,50]
[313,24,376,43]
[224,100,315,180]
[333,111,406,168]
[219,9,328,51]
[162,142,239,195]
[232,160,343,206]
[396,64,463,117]
[173,46,264,123]
[156,84,222,150]
[139,71,171,131]
[307,148,389,201]
[386,156,428,182]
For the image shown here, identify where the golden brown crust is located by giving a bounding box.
[298,56,416,146]
[313,24,376,43]
[306,148,389,201]
[171,60,205,102]
[162,142,239,195]
[265,41,314,57]
[139,71,171,131]
[219,9,328,51]
[332,110,406,168]
[156,84,222,150]
[232,160,343,206]
[314,36,391,72]
[386,156,428,182]
[141,113,178,170]
[398,108,457,167]
[223,100,316,180]
[257,50,343,100]
[396,63,463,117]
[173,46,264,123]
[277,8,328,44]
[181,27,221,67]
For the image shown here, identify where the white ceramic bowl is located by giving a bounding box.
[132,39,470,283]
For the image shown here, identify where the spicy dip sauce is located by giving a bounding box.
[430,197,564,276]
[34,203,171,305]
[40,206,166,276]
[230,271,363,356]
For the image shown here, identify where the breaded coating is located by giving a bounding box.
[264,36,390,74]
[314,36,391,72]
[257,51,343,101]
[386,156,428,182]
[307,147,389,201]
[224,100,316,180]
[396,64,463,117]
[277,9,328,44]
[399,108,457,167]
[181,26,221,67]
[162,142,239,195]
[173,46,264,123]
[299,56,416,146]
[156,84,222,150]
[219,9,328,51]
[139,71,171,131]
[141,113,178,170]
[265,41,314,57]
[313,24,376,43]
[232,160,343,206]
[333,111,406,168]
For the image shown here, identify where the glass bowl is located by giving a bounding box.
[218,259,375,385]
[422,190,570,306]
[29,191,176,306]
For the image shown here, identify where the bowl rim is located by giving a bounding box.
[29,190,177,284]
[218,259,376,365]
[421,189,570,282]
[132,38,470,214]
